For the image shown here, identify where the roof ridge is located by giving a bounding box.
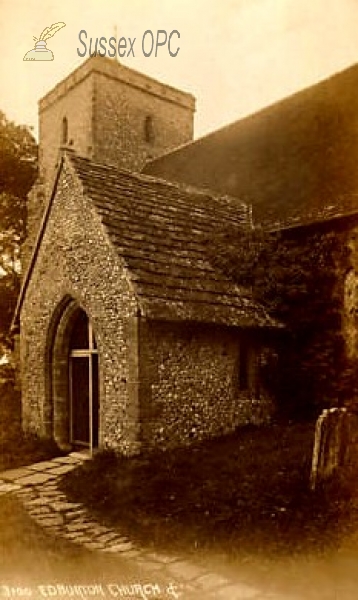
[63,150,279,329]
[68,152,250,221]
[145,61,358,165]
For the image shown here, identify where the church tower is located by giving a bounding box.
[25,55,195,269]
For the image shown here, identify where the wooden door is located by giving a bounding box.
[69,310,99,450]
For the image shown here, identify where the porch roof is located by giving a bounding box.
[71,153,279,329]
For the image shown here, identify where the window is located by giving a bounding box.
[238,341,262,398]
[144,115,154,144]
[62,116,68,145]
[239,341,249,391]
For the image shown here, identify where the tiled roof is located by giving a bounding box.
[268,195,358,231]
[144,63,358,230]
[70,154,279,328]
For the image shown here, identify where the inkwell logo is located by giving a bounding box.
[23,22,66,61]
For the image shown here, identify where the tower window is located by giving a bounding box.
[144,115,155,144]
[62,116,68,144]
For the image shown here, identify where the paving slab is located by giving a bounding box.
[66,521,93,532]
[96,532,120,544]
[35,515,64,527]
[63,531,82,540]
[0,483,21,494]
[28,461,63,471]
[48,464,77,476]
[15,472,57,486]
[69,452,91,461]
[41,479,60,486]
[27,496,51,506]
[69,533,93,544]
[41,493,67,502]
[37,490,62,502]
[39,486,61,492]
[103,541,135,553]
[0,467,34,481]
[84,541,106,551]
[50,501,82,512]
[65,509,87,520]
[38,492,62,501]
[102,536,129,547]
[27,506,52,516]
[51,456,82,464]
[90,525,111,535]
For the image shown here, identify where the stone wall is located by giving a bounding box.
[26,72,96,273]
[138,320,274,451]
[28,57,195,284]
[20,160,275,456]
[22,178,48,275]
[20,159,140,455]
[93,68,194,172]
[39,73,94,184]
[38,56,195,184]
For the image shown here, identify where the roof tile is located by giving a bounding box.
[70,154,279,328]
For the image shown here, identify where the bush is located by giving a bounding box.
[0,379,64,470]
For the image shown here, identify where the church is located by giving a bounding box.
[13,56,279,455]
[12,55,358,455]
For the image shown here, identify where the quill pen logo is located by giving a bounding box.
[23,22,66,61]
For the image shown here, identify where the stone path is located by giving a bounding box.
[0,453,296,600]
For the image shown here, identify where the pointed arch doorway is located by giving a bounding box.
[68,309,99,450]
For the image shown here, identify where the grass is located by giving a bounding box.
[0,375,64,471]
[60,421,358,560]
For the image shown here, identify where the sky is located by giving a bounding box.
[0,0,358,140]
